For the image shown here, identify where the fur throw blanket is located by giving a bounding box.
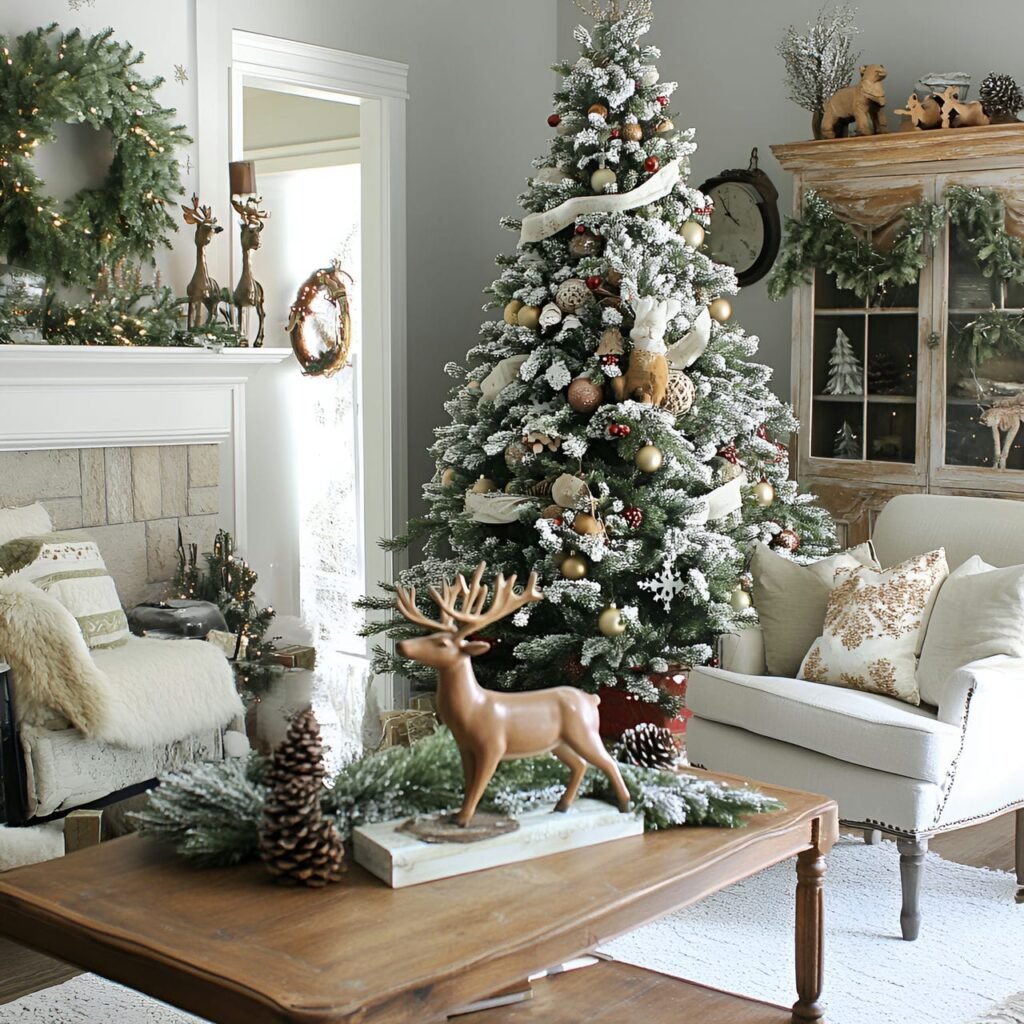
[0,578,243,748]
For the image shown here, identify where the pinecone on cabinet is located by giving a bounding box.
[258,708,345,887]
[619,722,679,769]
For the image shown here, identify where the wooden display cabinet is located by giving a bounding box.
[773,125,1024,546]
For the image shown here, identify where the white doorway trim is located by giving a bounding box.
[214,29,409,709]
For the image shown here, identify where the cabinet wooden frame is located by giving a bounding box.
[774,125,1024,544]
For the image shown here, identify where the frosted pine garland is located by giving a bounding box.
[132,729,782,867]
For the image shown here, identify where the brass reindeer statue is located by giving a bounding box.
[395,563,632,827]
[180,194,223,330]
[231,197,268,348]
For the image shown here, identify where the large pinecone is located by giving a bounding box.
[619,723,679,769]
[258,708,345,887]
[980,72,1024,122]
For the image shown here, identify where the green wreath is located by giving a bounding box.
[0,24,190,288]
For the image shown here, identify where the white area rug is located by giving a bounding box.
[602,837,1024,1024]
[2,838,1021,1023]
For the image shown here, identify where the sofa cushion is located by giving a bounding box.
[797,549,949,706]
[917,556,1024,707]
[0,533,129,648]
[686,666,961,785]
[0,503,52,547]
[751,541,879,677]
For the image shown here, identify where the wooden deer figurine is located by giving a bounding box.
[939,87,991,129]
[180,194,223,330]
[395,563,632,827]
[231,197,268,348]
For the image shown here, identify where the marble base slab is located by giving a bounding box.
[353,799,643,888]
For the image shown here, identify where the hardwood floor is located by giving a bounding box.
[0,814,1017,1009]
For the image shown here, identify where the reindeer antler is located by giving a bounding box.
[232,196,269,226]
[393,583,454,634]
[181,193,217,226]
[429,562,543,640]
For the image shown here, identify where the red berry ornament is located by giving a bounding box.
[575,223,587,234]
[610,127,621,138]
[586,275,603,290]
[644,156,660,173]
[548,113,561,127]
[718,443,740,464]
[600,353,620,367]
[622,506,643,529]
[657,95,668,106]
[708,656,720,669]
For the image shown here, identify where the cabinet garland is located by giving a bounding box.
[0,24,189,288]
[767,190,945,302]
[771,186,1024,369]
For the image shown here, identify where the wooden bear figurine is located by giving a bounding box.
[821,64,888,139]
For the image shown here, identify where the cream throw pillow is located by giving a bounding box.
[751,541,880,677]
[917,556,1024,706]
[0,503,52,547]
[797,549,949,706]
[0,534,129,649]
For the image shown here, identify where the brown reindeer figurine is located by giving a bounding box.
[180,194,223,330]
[231,197,268,348]
[395,562,632,827]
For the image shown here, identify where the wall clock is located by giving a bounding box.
[698,148,781,287]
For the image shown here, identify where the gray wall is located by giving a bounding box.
[557,0,1024,402]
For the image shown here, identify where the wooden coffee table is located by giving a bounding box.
[0,770,837,1023]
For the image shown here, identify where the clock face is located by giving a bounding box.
[705,181,765,276]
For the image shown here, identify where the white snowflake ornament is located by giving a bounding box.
[638,559,687,612]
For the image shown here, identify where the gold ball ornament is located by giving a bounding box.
[572,512,602,536]
[708,297,733,323]
[655,118,675,134]
[560,552,589,580]
[590,167,617,193]
[729,586,753,612]
[517,304,542,330]
[567,376,604,414]
[753,479,776,507]
[622,123,644,142]
[503,299,523,325]
[471,476,498,494]
[680,221,705,249]
[588,103,609,119]
[635,444,664,473]
[440,468,457,488]
[598,604,627,637]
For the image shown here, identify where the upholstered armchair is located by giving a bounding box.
[686,494,1024,940]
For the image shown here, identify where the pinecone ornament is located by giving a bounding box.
[258,708,345,887]
[619,722,679,769]
[980,72,1024,123]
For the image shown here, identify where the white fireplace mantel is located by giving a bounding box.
[0,344,293,551]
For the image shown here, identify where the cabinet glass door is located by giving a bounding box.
[945,222,1024,472]
[810,270,918,465]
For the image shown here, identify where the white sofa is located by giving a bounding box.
[686,493,1024,940]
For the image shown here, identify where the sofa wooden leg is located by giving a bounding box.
[897,837,928,940]
[1015,809,1024,905]
[864,828,882,845]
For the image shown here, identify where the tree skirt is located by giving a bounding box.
[602,837,1024,1024]
[1,838,1020,1024]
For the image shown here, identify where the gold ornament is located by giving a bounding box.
[709,297,732,323]
[753,479,775,507]
[622,123,644,142]
[590,166,617,193]
[588,103,609,119]
[517,304,542,329]
[729,586,752,612]
[504,481,518,494]
[680,221,705,249]
[635,444,664,473]
[573,512,603,535]
[440,468,457,488]
[560,552,589,580]
[503,299,523,324]
[471,476,498,494]
[598,604,627,637]
[655,118,674,133]
[567,376,604,414]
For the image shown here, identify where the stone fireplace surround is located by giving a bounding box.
[0,344,292,608]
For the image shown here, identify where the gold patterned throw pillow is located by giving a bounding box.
[797,550,949,706]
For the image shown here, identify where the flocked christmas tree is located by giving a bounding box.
[361,0,834,714]
[825,327,863,395]
[833,421,861,460]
